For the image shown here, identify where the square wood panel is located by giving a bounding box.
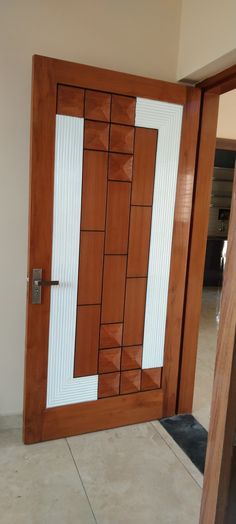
[110,124,134,154]
[132,128,158,205]
[74,305,100,377]
[77,232,104,305]
[85,90,111,121]
[141,368,162,391]
[105,181,131,254]
[108,153,133,182]
[84,120,109,151]
[111,95,136,125]
[121,346,142,370]
[80,150,108,231]
[98,372,120,398]
[98,348,121,373]
[101,255,126,323]
[120,370,141,394]
[100,323,123,348]
[57,85,84,117]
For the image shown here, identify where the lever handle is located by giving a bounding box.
[34,279,59,287]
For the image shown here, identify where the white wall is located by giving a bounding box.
[217,90,236,139]
[177,0,236,81]
[0,0,182,415]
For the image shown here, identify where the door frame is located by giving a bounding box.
[24,55,200,443]
[177,65,236,414]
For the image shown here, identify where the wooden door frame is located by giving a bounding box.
[24,55,201,443]
[177,65,236,414]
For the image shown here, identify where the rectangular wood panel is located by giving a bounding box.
[80,150,108,231]
[101,255,126,323]
[132,128,158,205]
[127,206,152,277]
[74,305,100,377]
[105,181,131,254]
[78,232,104,305]
[123,278,147,346]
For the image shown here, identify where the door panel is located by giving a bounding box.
[24,55,200,443]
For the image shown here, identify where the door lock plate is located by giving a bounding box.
[32,268,42,304]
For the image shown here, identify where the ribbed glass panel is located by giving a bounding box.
[46,115,98,408]
[135,98,183,369]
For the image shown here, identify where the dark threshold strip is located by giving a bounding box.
[160,414,208,474]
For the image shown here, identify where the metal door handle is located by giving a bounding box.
[32,268,59,304]
[34,279,59,286]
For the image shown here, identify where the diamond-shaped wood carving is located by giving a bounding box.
[141,368,162,391]
[100,323,123,348]
[98,372,120,398]
[57,85,84,117]
[111,95,135,125]
[84,120,109,151]
[108,153,133,181]
[110,124,134,154]
[121,346,142,370]
[85,90,111,121]
[120,370,141,394]
[99,348,121,373]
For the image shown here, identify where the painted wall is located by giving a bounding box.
[0,0,182,416]
[177,0,236,81]
[217,90,236,140]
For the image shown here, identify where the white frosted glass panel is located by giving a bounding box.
[46,115,98,408]
[135,98,183,369]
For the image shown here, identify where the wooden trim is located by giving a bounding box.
[162,87,201,416]
[35,389,163,443]
[216,137,236,151]
[200,162,236,524]
[198,65,236,94]
[177,92,219,414]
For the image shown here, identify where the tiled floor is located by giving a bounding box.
[0,288,218,524]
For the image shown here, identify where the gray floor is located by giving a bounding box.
[0,288,218,524]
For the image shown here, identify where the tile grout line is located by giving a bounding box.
[149,421,203,489]
[66,438,98,524]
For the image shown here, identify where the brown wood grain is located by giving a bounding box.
[85,89,111,121]
[105,181,131,254]
[121,346,142,370]
[216,137,236,151]
[100,323,123,348]
[74,305,100,377]
[108,153,133,182]
[57,84,84,117]
[127,206,152,277]
[98,372,120,398]
[84,120,109,151]
[200,162,236,524]
[111,94,135,125]
[120,370,141,394]
[123,278,147,346]
[40,389,164,442]
[98,348,121,373]
[177,92,219,415]
[110,124,134,154]
[101,255,126,323]
[77,231,104,305]
[132,127,157,206]
[141,368,162,391]
[80,150,108,231]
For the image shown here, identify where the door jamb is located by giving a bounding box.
[177,65,236,414]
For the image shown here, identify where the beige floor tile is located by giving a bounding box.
[193,287,218,430]
[0,429,95,524]
[68,422,201,524]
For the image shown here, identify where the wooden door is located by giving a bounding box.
[24,55,200,443]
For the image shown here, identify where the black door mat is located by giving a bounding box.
[160,414,208,474]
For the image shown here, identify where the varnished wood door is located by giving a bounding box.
[24,55,200,443]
